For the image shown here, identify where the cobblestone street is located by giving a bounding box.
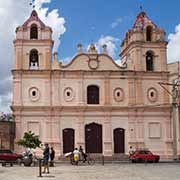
[0,163,180,180]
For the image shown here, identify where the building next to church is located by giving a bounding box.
[12,10,180,159]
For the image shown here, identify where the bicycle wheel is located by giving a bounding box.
[88,158,95,165]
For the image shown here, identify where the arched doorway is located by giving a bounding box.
[85,123,102,153]
[63,128,74,153]
[114,128,125,153]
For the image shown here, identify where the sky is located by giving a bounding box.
[0,0,180,113]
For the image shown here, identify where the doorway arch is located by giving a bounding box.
[63,128,74,153]
[113,128,125,153]
[85,122,102,153]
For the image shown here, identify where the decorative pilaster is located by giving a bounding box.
[160,49,167,71]
[45,48,51,69]
[76,112,85,149]
[136,77,143,105]
[128,77,136,105]
[52,73,60,106]
[103,112,112,156]
[78,72,85,105]
[104,73,110,105]
[135,48,142,71]
[51,113,61,154]
[13,73,22,106]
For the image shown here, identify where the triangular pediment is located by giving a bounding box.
[133,11,157,29]
[22,10,46,29]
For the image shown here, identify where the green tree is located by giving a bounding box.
[16,131,41,149]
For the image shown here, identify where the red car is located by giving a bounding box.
[130,149,160,163]
[0,149,23,163]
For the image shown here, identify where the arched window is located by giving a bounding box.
[146,51,154,71]
[30,24,38,39]
[29,49,39,69]
[146,26,152,41]
[87,85,99,104]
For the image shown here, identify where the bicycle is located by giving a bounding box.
[70,153,95,165]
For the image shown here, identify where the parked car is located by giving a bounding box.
[129,149,160,163]
[0,149,23,165]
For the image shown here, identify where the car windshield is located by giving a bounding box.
[145,151,152,154]
[138,151,145,154]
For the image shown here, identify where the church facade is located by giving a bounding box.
[12,10,180,159]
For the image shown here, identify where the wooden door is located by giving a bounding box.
[63,128,74,153]
[114,128,125,153]
[85,123,102,153]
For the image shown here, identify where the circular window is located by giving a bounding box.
[147,87,158,102]
[64,87,74,102]
[114,88,124,102]
[29,87,40,102]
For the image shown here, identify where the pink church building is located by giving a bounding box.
[12,10,180,159]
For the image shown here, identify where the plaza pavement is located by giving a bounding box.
[0,162,180,180]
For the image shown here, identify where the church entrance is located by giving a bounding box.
[63,128,74,153]
[113,128,125,153]
[85,123,102,153]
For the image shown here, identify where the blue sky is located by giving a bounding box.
[1,0,180,113]
[42,0,180,60]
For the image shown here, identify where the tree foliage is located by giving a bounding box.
[0,113,14,121]
[16,131,41,149]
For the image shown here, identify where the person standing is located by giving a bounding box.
[50,147,55,167]
[43,143,50,173]
[79,146,87,162]
[129,146,135,157]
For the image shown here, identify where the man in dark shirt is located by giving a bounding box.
[43,143,49,173]
[50,147,55,167]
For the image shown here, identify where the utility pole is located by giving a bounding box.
[172,80,178,159]
[159,80,179,160]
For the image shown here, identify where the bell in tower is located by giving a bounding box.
[29,49,39,69]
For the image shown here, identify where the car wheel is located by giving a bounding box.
[132,160,136,163]
[137,158,143,163]
[2,162,6,166]
[155,158,159,163]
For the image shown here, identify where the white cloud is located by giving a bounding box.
[167,24,180,63]
[96,35,120,58]
[0,0,66,113]
[34,0,66,51]
[111,17,123,29]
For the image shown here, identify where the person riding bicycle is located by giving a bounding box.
[79,146,87,162]
[73,148,80,162]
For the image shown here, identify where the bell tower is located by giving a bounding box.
[120,11,167,72]
[13,10,54,70]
